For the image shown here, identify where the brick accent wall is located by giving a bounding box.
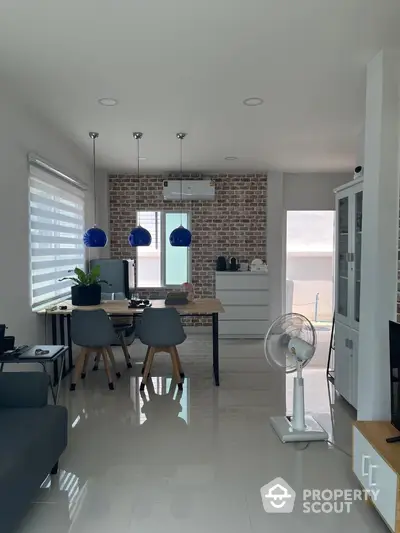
[109,174,267,324]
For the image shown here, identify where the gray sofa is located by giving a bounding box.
[0,372,68,533]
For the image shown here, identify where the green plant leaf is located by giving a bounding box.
[74,267,88,284]
[59,264,109,287]
[58,277,81,285]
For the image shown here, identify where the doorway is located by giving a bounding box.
[285,210,335,370]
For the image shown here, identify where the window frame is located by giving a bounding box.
[28,159,86,310]
[136,210,192,289]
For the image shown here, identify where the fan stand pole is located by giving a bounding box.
[270,361,328,443]
[292,361,306,431]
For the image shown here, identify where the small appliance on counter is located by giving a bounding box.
[228,257,238,271]
[239,261,249,272]
[216,256,227,271]
[251,259,268,272]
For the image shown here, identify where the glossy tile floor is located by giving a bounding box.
[18,335,388,533]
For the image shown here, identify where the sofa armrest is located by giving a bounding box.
[0,372,49,407]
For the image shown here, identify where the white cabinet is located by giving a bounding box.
[216,272,269,338]
[334,178,363,409]
[353,423,399,532]
[335,323,358,408]
[335,178,363,330]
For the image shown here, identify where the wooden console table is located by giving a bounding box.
[353,421,400,531]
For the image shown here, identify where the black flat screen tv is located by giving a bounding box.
[389,320,400,430]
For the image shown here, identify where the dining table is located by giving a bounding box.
[37,298,225,386]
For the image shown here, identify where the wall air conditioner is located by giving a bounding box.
[163,180,215,201]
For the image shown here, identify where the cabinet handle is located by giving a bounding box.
[362,454,370,476]
[348,339,353,350]
[368,464,377,487]
[345,338,349,348]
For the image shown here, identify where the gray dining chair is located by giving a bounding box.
[138,308,186,391]
[99,292,134,370]
[70,309,121,391]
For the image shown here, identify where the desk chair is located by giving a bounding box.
[70,309,121,391]
[95,292,134,370]
[138,308,186,391]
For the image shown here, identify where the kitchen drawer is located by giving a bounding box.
[215,273,268,291]
[219,320,270,337]
[353,427,397,531]
[221,305,269,321]
[216,290,269,306]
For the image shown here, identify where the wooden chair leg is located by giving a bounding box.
[70,348,87,391]
[140,347,155,391]
[81,352,90,379]
[119,334,133,369]
[169,346,183,390]
[141,347,151,375]
[93,351,101,371]
[173,347,185,378]
[106,346,121,379]
[101,348,114,390]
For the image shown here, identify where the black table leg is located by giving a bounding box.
[51,315,59,386]
[212,313,220,386]
[67,314,73,374]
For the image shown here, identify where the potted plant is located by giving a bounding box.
[60,265,109,306]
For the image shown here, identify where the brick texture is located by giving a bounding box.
[109,174,267,324]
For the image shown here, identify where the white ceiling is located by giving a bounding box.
[1,0,400,174]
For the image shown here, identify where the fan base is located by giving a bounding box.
[270,414,328,443]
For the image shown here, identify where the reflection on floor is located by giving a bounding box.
[17,336,388,533]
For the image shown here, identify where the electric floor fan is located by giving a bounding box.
[264,312,328,443]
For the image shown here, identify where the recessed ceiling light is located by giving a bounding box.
[138,157,147,161]
[243,97,264,106]
[98,98,118,106]
[225,156,238,160]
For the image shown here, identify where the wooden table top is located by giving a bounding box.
[37,298,225,316]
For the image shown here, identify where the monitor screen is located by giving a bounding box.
[389,320,400,431]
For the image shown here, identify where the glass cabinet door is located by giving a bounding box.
[337,196,349,318]
[353,190,363,323]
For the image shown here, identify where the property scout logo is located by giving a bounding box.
[260,477,379,514]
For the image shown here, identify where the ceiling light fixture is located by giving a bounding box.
[83,132,107,248]
[225,156,238,161]
[98,98,118,106]
[243,97,264,106]
[169,133,192,248]
[128,133,152,247]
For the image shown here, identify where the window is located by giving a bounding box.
[29,164,85,310]
[136,211,190,288]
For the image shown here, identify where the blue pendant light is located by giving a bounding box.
[169,132,192,247]
[83,132,107,248]
[128,132,152,247]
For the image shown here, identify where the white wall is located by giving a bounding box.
[0,88,92,343]
[267,171,352,322]
[284,172,352,211]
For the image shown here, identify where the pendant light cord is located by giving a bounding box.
[177,133,186,226]
[137,137,140,179]
[92,136,97,225]
[180,136,183,226]
[133,133,143,229]
[89,132,99,227]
